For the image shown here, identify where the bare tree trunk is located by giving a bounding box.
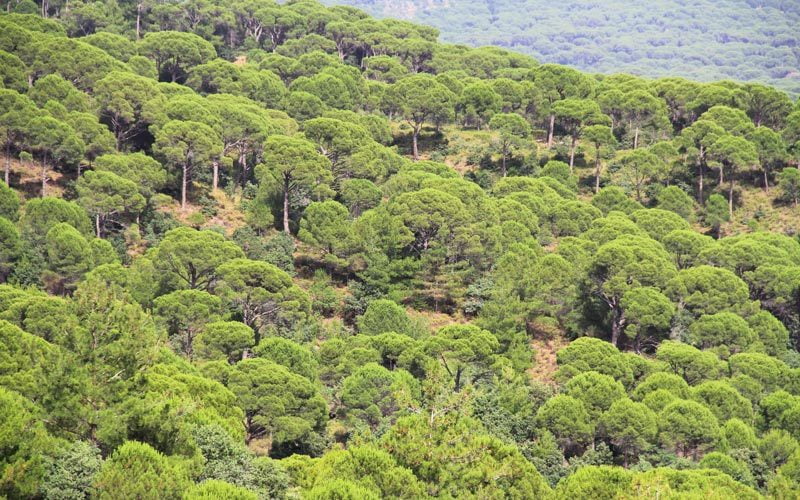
[136,2,142,40]
[569,135,576,171]
[633,126,640,149]
[610,304,625,347]
[594,152,601,193]
[698,161,704,204]
[728,173,734,218]
[181,163,188,209]
[95,214,101,238]
[41,155,47,197]
[412,124,420,160]
[283,175,290,234]
[764,169,769,192]
[547,114,555,147]
[611,316,621,348]
[4,145,10,185]
[212,159,219,192]
[239,151,248,188]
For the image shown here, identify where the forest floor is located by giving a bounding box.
[7,130,800,388]
[529,335,569,385]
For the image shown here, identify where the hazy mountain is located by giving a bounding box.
[322,0,800,94]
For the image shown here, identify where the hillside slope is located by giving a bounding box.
[323,0,800,94]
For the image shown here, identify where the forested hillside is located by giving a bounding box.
[322,0,800,96]
[2,0,800,498]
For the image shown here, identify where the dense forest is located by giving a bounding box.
[2,0,800,498]
[322,0,800,96]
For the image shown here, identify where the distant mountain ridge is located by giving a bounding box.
[321,0,800,95]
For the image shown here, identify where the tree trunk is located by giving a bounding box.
[569,135,576,171]
[610,306,624,347]
[764,169,769,192]
[633,126,640,149]
[697,160,704,204]
[136,3,142,40]
[547,114,555,147]
[239,151,248,188]
[283,175,290,234]
[95,214,101,238]
[212,159,219,192]
[181,163,188,209]
[41,155,47,197]
[728,171,734,218]
[4,144,10,185]
[594,151,601,193]
[412,123,421,160]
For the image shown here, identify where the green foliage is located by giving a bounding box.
[536,395,594,447]
[1,3,800,498]
[228,358,327,457]
[152,227,244,291]
[357,299,415,337]
[0,182,19,221]
[298,200,351,254]
[253,337,318,381]
[778,167,800,206]
[215,258,311,341]
[195,322,254,364]
[41,441,102,500]
[564,370,626,418]
[658,399,719,458]
[184,480,257,500]
[687,312,755,354]
[382,413,551,497]
[192,424,289,499]
[153,289,222,358]
[591,186,643,215]
[92,441,190,499]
